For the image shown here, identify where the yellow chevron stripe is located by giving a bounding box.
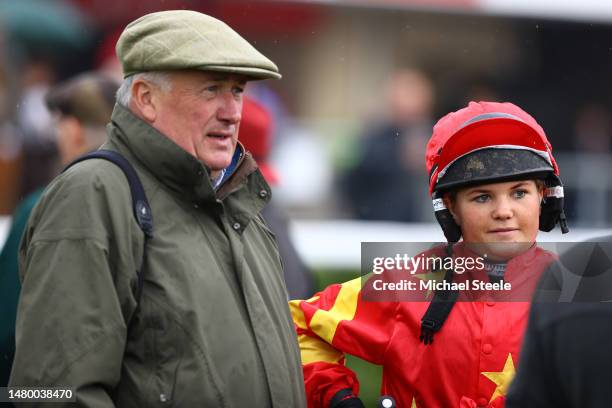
[289,300,307,330]
[289,296,320,330]
[309,277,362,344]
[298,334,344,365]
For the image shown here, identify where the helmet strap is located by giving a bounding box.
[432,191,462,243]
[539,174,569,234]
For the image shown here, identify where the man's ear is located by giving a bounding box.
[130,79,158,122]
[442,194,460,226]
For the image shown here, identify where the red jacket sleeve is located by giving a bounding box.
[290,277,398,408]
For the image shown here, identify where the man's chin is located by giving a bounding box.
[198,155,233,171]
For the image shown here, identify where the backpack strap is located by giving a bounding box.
[419,243,459,345]
[63,150,153,303]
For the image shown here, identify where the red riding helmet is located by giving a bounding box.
[426,101,568,242]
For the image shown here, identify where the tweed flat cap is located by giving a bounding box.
[116,10,281,80]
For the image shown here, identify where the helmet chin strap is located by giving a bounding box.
[539,173,569,234]
[432,191,462,243]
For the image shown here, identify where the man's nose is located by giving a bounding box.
[217,93,242,124]
[492,197,514,220]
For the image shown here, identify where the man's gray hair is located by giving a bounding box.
[116,72,172,107]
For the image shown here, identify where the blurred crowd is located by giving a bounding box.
[1,0,611,228]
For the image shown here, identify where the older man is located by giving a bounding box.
[10,10,306,407]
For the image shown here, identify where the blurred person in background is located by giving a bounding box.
[291,101,568,408]
[0,71,118,387]
[15,56,60,198]
[340,68,435,222]
[0,48,23,215]
[240,95,314,299]
[571,104,612,226]
[573,104,611,153]
[10,10,305,407]
[0,0,92,207]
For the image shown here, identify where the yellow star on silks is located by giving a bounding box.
[413,268,447,300]
[481,353,516,403]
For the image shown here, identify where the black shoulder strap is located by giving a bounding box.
[63,150,153,303]
[420,244,459,345]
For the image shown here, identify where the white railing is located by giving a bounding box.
[5,216,608,270]
[555,153,612,227]
[289,220,612,269]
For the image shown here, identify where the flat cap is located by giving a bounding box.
[45,72,118,126]
[116,10,281,80]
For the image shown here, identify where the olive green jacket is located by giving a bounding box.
[10,104,306,407]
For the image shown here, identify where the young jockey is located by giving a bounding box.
[290,101,569,408]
